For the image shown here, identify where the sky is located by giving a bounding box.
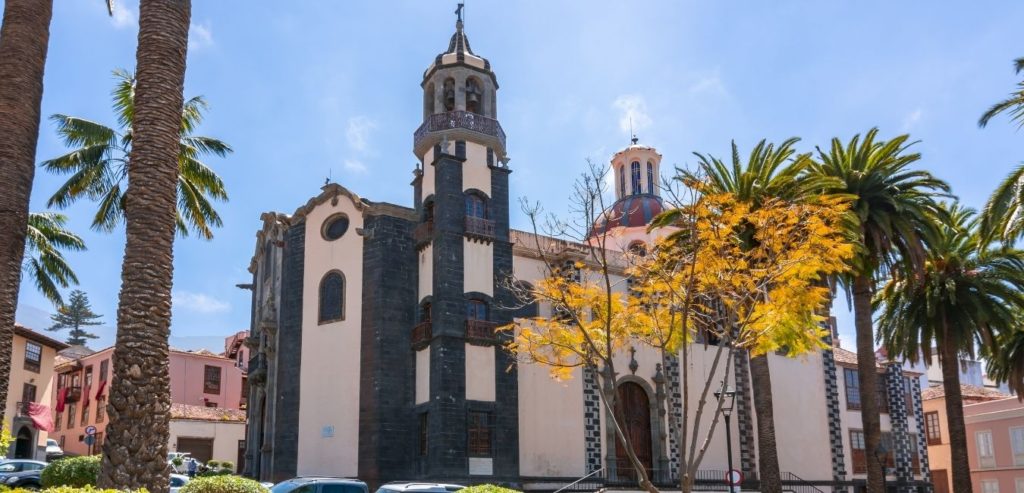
[12,1,1024,352]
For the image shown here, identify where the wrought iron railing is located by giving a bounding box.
[413,110,506,151]
[464,216,495,242]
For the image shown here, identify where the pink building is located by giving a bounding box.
[51,346,245,456]
[964,397,1024,493]
[223,330,249,373]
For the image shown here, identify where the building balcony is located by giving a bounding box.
[413,110,506,157]
[413,221,433,248]
[465,319,499,345]
[64,386,82,403]
[464,216,495,242]
[412,321,432,350]
[14,401,31,417]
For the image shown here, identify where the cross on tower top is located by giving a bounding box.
[455,3,464,23]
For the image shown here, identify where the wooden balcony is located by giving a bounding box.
[412,321,432,350]
[413,221,434,249]
[64,386,82,403]
[464,216,495,243]
[465,319,499,345]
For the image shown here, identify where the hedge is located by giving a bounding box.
[0,487,146,493]
[41,456,101,488]
[179,476,268,493]
[459,486,521,493]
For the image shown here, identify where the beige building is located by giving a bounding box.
[168,403,246,467]
[5,325,68,459]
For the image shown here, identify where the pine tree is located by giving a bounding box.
[48,289,103,346]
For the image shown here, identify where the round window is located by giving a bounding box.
[322,214,350,240]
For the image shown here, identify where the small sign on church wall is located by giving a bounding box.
[468,458,493,476]
[321,425,335,438]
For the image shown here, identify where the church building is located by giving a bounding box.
[243,11,933,492]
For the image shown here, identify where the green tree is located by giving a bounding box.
[97,1,193,490]
[684,137,816,493]
[24,212,86,306]
[978,58,1024,243]
[0,1,111,427]
[807,128,949,493]
[42,68,231,240]
[876,204,1024,493]
[48,289,104,346]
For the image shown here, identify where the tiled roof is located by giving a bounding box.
[15,324,69,350]
[921,384,1011,402]
[170,403,246,422]
[832,347,885,370]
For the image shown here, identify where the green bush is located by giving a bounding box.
[179,475,267,493]
[171,457,184,466]
[206,461,220,469]
[40,487,148,493]
[218,462,234,472]
[41,456,101,488]
[197,470,231,478]
[459,486,521,493]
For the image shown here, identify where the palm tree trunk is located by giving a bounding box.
[0,0,54,428]
[853,274,885,493]
[749,354,782,493]
[96,0,190,491]
[941,338,973,493]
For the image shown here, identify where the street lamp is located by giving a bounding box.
[714,385,737,491]
[874,442,889,493]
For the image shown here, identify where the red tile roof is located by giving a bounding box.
[921,384,1011,402]
[15,324,69,350]
[170,403,246,422]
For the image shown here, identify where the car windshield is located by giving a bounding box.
[271,481,304,493]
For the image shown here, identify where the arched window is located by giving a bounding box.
[631,161,642,195]
[421,301,432,323]
[619,167,626,197]
[443,78,456,112]
[466,299,487,320]
[424,82,435,117]
[465,194,487,219]
[628,241,647,257]
[647,162,655,194]
[318,271,345,323]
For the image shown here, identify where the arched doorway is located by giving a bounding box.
[614,381,653,480]
[13,426,34,459]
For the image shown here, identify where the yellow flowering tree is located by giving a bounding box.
[505,166,852,493]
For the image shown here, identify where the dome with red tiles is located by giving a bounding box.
[592,194,665,235]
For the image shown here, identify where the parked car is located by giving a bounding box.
[170,473,190,493]
[0,460,47,489]
[167,452,191,474]
[271,477,369,493]
[375,483,464,493]
[44,439,63,460]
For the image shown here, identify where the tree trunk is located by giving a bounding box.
[749,353,782,493]
[97,1,190,491]
[941,339,973,493]
[852,274,885,493]
[0,0,53,428]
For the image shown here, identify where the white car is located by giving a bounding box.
[170,473,190,493]
[167,452,191,473]
[45,439,63,458]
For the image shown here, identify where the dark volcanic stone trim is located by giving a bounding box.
[271,221,305,482]
[490,162,519,477]
[733,349,756,476]
[885,364,913,487]
[582,367,602,474]
[910,376,931,482]
[358,213,418,486]
[821,333,848,493]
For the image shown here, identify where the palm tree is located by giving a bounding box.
[985,326,1024,397]
[876,203,1024,493]
[806,128,949,493]
[0,0,55,427]
[97,0,192,491]
[685,138,815,493]
[24,212,86,306]
[979,58,1024,243]
[42,68,231,239]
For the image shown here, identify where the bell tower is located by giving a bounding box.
[410,5,517,481]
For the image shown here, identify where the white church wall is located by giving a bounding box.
[464,239,494,296]
[768,351,833,480]
[419,244,433,300]
[466,344,496,401]
[296,194,363,478]
[517,362,587,478]
[416,347,430,405]
[463,142,491,196]
[421,147,435,199]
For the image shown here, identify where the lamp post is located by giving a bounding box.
[874,442,889,493]
[714,385,737,492]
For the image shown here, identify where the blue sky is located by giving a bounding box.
[13,1,1024,352]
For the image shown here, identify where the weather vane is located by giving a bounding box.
[455,3,464,23]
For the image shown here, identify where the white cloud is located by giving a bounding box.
[343,159,368,174]
[901,108,923,132]
[173,290,230,314]
[189,21,214,51]
[345,116,377,152]
[110,2,137,29]
[612,95,652,138]
[688,72,727,96]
